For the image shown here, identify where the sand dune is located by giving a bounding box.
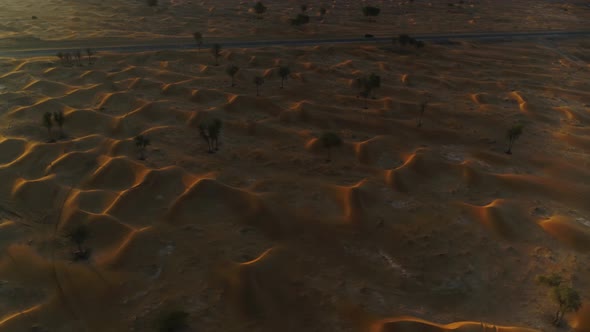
[539,216,590,252]
[1,3,590,330]
[373,317,539,332]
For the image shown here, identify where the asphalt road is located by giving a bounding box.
[0,30,589,58]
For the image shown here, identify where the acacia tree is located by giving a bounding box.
[505,124,524,154]
[396,34,424,49]
[226,65,239,87]
[254,1,267,19]
[254,76,264,96]
[134,135,150,160]
[319,7,327,20]
[193,32,203,51]
[398,34,411,46]
[417,101,427,128]
[53,111,65,139]
[279,66,291,89]
[291,13,310,26]
[320,132,342,162]
[357,74,380,109]
[368,73,381,99]
[74,50,82,66]
[42,112,54,142]
[537,273,583,327]
[56,52,64,66]
[86,48,94,65]
[362,6,380,20]
[199,118,222,153]
[67,225,91,261]
[211,43,222,66]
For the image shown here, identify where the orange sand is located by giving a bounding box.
[0,0,590,331]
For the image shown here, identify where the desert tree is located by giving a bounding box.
[368,73,381,99]
[193,32,203,51]
[362,6,380,20]
[356,77,372,109]
[291,13,310,26]
[56,52,64,66]
[551,286,582,326]
[134,135,150,160]
[53,111,65,139]
[505,124,524,154]
[157,310,188,332]
[67,225,91,261]
[86,48,94,65]
[320,132,342,162]
[42,112,54,142]
[279,65,291,89]
[417,101,427,128]
[199,118,222,153]
[319,7,327,20]
[254,1,267,19]
[254,76,264,96]
[226,64,239,87]
[211,43,222,66]
[74,50,82,66]
[357,74,380,109]
[397,34,424,49]
[398,34,411,47]
[537,274,582,327]
[66,52,74,66]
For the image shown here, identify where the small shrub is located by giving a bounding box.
[320,132,342,162]
[254,1,267,18]
[291,14,310,26]
[362,6,380,18]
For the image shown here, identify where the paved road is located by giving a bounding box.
[1,30,589,58]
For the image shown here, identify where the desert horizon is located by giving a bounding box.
[0,1,589,332]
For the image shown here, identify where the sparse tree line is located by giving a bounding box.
[56,49,95,67]
[46,29,522,167]
[193,34,294,95]
[251,2,382,26]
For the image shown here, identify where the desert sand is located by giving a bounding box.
[0,1,589,332]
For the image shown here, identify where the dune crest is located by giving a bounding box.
[372,316,539,332]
